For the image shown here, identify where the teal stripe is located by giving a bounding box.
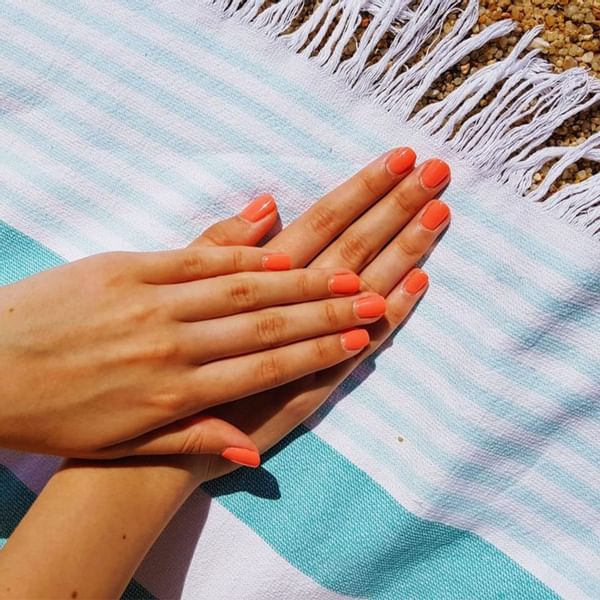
[0,220,64,282]
[0,465,154,600]
[205,426,558,599]
[312,394,600,596]
[0,222,557,600]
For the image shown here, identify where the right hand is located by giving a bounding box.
[0,237,385,462]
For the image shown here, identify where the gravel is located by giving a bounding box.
[279,0,600,190]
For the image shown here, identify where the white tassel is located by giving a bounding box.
[210,0,600,240]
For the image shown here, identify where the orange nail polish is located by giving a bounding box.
[387,147,417,175]
[421,200,450,230]
[404,270,429,294]
[330,272,361,294]
[354,294,386,318]
[341,329,370,351]
[420,159,450,189]
[240,194,276,223]
[262,253,291,271]
[221,447,261,468]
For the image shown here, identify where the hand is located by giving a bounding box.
[178,148,451,482]
[0,231,388,460]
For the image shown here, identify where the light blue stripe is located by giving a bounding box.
[331,344,600,561]
[0,223,559,599]
[0,152,114,255]
[3,2,326,198]
[8,0,597,388]
[141,0,597,283]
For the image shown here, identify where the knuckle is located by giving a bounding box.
[356,170,381,199]
[231,248,246,272]
[390,187,417,215]
[323,300,341,329]
[296,271,312,299]
[228,278,260,310]
[314,337,331,363]
[394,235,423,259]
[201,224,230,246]
[307,205,338,236]
[339,232,372,265]
[179,428,207,455]
[255,312,287,348]
[259,354,285,388]
[151,389,187,415]
[180,250,206,279]
[98,252,132,288]
[147,337,180,361]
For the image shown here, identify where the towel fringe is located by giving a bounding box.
[211,0,600,241]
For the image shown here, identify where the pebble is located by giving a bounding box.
[284,0,599,190]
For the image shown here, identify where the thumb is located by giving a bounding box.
[191,194,280,248]
[91,416,261,467]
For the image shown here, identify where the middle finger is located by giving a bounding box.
[310,158,450,272]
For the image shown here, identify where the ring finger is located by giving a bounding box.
[181,292,387,362]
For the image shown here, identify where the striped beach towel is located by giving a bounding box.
[1,1,600,598]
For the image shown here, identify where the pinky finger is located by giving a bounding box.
[87,415,262,467]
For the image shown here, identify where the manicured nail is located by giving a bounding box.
[387,147,417,176]
[403,270,429,294]
[421,200,450,230]
[341,329,370,351]
[240,194,276,223]
[354,294,386,318]
[330,272,361,294]
[420,159,450,189]
[221,447,261,468]
[262,253,291,271]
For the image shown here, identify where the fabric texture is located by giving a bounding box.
[1,1,599,598]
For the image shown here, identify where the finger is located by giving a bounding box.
[181,292,386,362]
[263,147,417,266]
[310,159,450,271]
[89,416,261,467]
[183,329,371,411]
[137,246,292,285]
[191,194,279,248]
[203,270,430,477]
[166,268,361,321]
[360,199,450,295]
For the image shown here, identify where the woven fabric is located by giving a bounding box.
[1,1,599,598]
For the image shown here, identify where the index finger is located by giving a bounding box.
[264,147,417,266]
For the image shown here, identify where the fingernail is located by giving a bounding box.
[420,159,450,189]
[262,253,291,271]
[403,270,429,294]
[387,147,417,176]
[221,447,261,468]
[421,200,450,230]
[341,329,370,351]
[240,194,276,223]
[354,294,386,318]
[330,272,361,294]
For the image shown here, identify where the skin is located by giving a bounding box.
[0,241,383,459]
[0,149,451,599]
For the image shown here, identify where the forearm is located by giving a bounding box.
[0,457,202,599]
